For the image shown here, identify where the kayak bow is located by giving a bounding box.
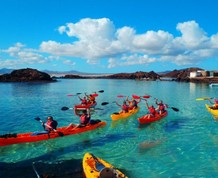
[83,152,128,178]
[205,104,218,118]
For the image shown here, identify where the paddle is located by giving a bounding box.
[67,93,82,96]
[62,102,109,111]
[117,95,126,98]
[34,117,64,136]
[101,101,108,105]
[32,162,40,178]
[132,94,150,99]
[196,97,213,101]
[98,90,104,93]
[68,90,104,97]
[169,107,179,112]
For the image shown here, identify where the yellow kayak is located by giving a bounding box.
[205,104,218,118]
[110,107,140,121]
[83,152,128,178]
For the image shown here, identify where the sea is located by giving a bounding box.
[0,79,218,178]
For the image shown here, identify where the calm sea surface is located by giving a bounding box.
[0,79,218,178]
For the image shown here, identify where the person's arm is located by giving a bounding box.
[41,121,45,129]
[116,101,121,107]
[155,98,158,105]
[145,100,149,109]
[87,109,91,118]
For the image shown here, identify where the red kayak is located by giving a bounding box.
[0,121,106,146]
[74,102,97,110]
[138,111,168,124]
[74,102,97,116]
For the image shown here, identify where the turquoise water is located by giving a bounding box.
[0,79,218,177]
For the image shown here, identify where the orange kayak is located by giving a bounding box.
[111,107,140,121]
[0,121,106,146]
[138,111,168,124]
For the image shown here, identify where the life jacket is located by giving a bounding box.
[45,120,57,131]
[214,104,218,109]
[159,104,165,111]
[149,107,156,115]
[122,104,129,112]
[80,114,90,125]
[81,99,87,105]
[89,95,95,101]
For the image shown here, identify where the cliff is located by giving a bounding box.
[0,68,55,82]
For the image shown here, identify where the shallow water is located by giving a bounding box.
[0,79,218,177]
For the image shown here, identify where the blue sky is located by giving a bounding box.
[0,0,218,73]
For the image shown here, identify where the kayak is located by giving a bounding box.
[74,102,97,116]
[0,121,106,146]
[205,104,218,118]
[83,152,128,178]
[111,107,140,121]
[74,102,97,110]
[138,111,168,124]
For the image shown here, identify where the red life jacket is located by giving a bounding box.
[81,99,87,105]
[80,114,90,125]
[122,104,129,112]
[149,107,156,115]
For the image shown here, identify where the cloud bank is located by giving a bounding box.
[1,18,218,69]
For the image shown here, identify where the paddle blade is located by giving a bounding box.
[67,94,74,96]
[98,90,104,93]
[196,97,212,101]
[92,93,99,97]
[117,95,125,98]
[113,112,119,115]
[61,106,69,111]
[142,95,150,99]
[132,94,140,99]
[171,107,179,112]
[101,102,109,106]
[34,117,41,121]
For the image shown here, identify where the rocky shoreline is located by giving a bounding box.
[0,68,217,83]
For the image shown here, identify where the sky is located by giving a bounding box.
[0,0,218,73]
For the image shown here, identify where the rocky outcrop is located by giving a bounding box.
[62,71,160,80]
[161,67,203,82]
[0,68,55,82]
[103,71,160,80]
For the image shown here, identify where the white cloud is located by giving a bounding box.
[1,18,218,70]
[46,19,218,68]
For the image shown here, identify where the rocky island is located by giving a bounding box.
[0,68,55,82]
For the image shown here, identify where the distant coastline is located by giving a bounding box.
[0,67,218,83]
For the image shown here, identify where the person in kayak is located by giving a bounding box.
[145,100,157,118]
[209,98,218,109]
[127,96,140,110]
[155,99,167,114]
[85,93,96,104]
[67,109,91,130]
[116,100,129,113]
[42,116,58,132]
[79,109,91,126]
[78,95,88,105]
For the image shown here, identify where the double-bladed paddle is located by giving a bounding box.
[196,97,213,101]
[67,90,104,97]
